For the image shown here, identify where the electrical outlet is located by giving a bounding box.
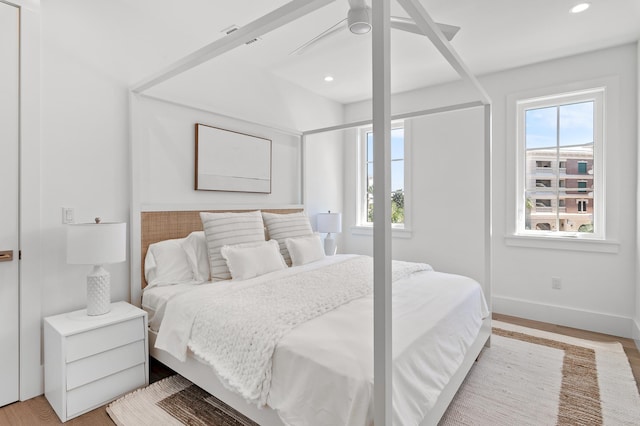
[551,276,562,290]
[62,207,75,224]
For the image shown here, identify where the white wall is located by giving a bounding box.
[303,132,345,238]
[40,1,137,317]
[343,44,638,338]
[137,97,303,207]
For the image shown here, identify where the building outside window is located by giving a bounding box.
[517,88,604,237]
[359,123,406,227]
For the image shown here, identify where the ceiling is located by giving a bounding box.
[138,0,640,105]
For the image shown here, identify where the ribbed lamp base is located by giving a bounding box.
[324,235,337,256]
[87,265,111,316]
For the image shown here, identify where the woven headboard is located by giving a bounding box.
[140,208,303,288]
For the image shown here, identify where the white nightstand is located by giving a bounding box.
[44,301,148,422]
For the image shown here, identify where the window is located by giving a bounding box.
[578,161,588,174]
[359,123,407,227]
[577,181,588,192]
[517,88,603,238]
[577,199,588,213]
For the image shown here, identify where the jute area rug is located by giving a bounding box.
[107,321,640,425]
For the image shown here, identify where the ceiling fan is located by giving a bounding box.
[290,0,460,55]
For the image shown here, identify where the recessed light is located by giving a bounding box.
[324,75,334,82]
[570,3,590,13]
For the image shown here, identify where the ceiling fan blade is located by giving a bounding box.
[290,18,348,55]
[390,16,460,41]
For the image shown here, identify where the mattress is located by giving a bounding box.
[148,255,489,425]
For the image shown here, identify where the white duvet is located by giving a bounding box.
[152,255,489,426]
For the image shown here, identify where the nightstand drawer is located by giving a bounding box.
[67,339,145,391]
[67,363,146,419]
[67,317,144,362]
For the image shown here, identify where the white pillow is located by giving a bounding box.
[144,237,194,288]
[181,231,210,282]
[200,211,266,281]
[221,240,287,281]
[262,211,313,266]
[285,234,325,266]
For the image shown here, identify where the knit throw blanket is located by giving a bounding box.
[188,256,432,405]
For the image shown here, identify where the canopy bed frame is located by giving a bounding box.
[129,0,493,424]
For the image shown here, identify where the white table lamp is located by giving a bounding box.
[67,219,126,316]
[317,211,342,256]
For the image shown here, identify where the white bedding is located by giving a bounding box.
[142,281,202,332]
[142,257,353,331]
[147,255,489,426]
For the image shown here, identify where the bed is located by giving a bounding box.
[130,2,493,424]
[138,209,491,426]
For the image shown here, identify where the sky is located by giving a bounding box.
[525,101,594,149]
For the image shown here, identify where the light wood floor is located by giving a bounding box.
[1,314,638,425]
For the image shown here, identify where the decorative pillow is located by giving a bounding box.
[181,231,210,282]
[200,211,266,281]
[220,240,287,281]
[262,211,313,266]
[285,234,325,266]
[144,237,194,288]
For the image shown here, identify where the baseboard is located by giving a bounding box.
[493,295,633,338]
[633,318,640,351]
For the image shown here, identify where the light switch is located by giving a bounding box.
[62,208,75,224]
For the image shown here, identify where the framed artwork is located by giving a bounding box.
[195,123,272,193]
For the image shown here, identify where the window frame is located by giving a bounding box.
[356,120,411,232]
[515,87,605,240]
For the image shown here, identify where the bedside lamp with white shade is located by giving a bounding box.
[66,219,126,316]
[317,211,342,256]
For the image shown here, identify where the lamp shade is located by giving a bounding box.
[67,222,126,265]
[317,212,342,234]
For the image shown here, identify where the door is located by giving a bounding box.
[0,1,20,407]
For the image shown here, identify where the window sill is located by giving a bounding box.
[505,234,619,253]
[351,226,413,239]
